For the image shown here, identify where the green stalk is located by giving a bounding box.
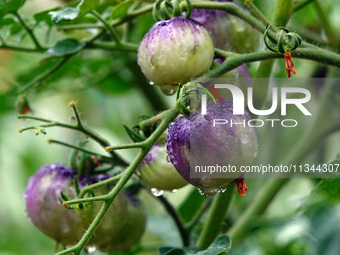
[293,0,316,12]
[56,108,179,255]
[227,80,340,241]
[254,0,293,107]
[14,12,43,50]
[313,1,340,45]
[274,0,293,27]
[196,185,235,249]
[91,10,121,45]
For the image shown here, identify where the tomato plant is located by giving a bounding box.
[1,0,340,255]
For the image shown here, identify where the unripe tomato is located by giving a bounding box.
[24,163,146,251]
[138,16,214,95]
[167,99,258,195]
[138,141,188,191]
[190,0,259,53]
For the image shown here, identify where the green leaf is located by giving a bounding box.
[0,17,22,36]
[0,17,15,27]
[158,247,187,255]
[123,124,145,143]
[299,152,340,214]
[78,0,100,16]
[158,236,231,255]
[49,7,79,24]
[0,0,25,18]
[46,38,86,57]
[49,0,100,24]
[34,8,59,27]
[9,22,21,34]
[110,0,133,20]
[197,235,231,255]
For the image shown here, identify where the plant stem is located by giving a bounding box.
[245,0,270,25]
[185,1,264,32]
[79,174,123,197]
[88,41,138,52]
[274,0,293,27]
[206,49,340,79]
[19,56,71,94]
[47,139,113,163]
[313,0,340,44]
[197,185,235,249]
[155,195,190,246]
[127,61,169,112]
[58,4,153,31]
[185,197,213,232]
[56,107,179,255]
[17,106,128,167]
[105,142,146,151]
[14,12,43,50]
[254,0,292,108]
[0,44,46,52]
[293,0,316,12]
[91,10,121,44]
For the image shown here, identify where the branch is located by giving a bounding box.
[47,139,113,163]
[90,10,121,45]
[293,0,316,12]
[55,107,179,255]
[208,48,340,78]
[185,197,213,232]
[14,12,43,50]
[58,4,153,31]
[19,56,71,94]
[17,102,128,167]
[152,193,190,247]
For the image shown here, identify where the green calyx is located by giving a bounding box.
[264,25,302,54]
[152,0,193,21]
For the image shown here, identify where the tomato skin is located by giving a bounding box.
[138,16,214,95]
[167,99,258,195]
[138,142,188,191]
[190,1,259,53]
[214,58,253,99]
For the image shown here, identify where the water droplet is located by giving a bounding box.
[151,188,164,196]
[204,114,214,121]
[161,88,177,96]
[167,89,175,95]
[241,133,249,144]
[147,80,155,85]
[85,246,97,253]
[198,188,207,196]
[172,189,178,193]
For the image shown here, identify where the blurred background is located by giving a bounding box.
[1,0,340,254]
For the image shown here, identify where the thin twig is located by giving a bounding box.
[47,139,113,163]
[91,10,121,44]
[19,56,71,94]
[14,12,43,50]
[293,0,316,12]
